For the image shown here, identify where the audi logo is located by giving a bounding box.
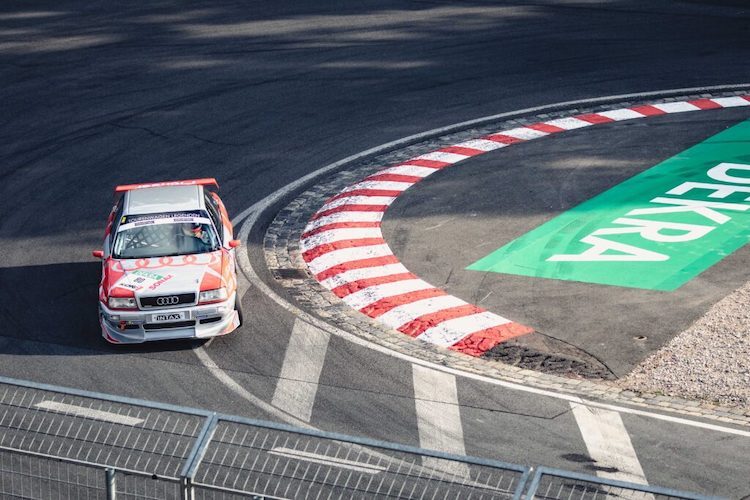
[156,296,180,306]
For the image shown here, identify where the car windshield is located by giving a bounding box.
[112,211,220,259]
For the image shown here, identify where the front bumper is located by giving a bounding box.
[99,293,240,344]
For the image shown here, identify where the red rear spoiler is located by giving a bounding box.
[115,178,219,193]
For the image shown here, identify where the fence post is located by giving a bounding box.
[105,468,116,500]
[180,412,218,500]
[180,476,193,500]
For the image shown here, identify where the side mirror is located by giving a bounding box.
[228,240,241,248]
[92,250,104,259]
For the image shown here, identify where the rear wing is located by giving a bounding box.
[115,178,219,193]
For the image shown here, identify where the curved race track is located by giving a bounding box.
[1,1,750,495]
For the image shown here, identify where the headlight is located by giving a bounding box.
[199,287,228,304]
[108,297,137,309]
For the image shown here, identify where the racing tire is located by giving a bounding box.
[234,294,244,326]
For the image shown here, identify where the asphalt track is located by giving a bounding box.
[1,0,750,496]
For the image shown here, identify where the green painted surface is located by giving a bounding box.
[467,119,750,290]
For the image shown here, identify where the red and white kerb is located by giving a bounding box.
[301,95,750,357]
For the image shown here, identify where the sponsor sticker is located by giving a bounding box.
[117,212,210,232]
[151,312,186,323]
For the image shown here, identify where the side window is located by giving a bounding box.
[204,193,223,241]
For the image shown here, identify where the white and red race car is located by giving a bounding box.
[93,178,242,343]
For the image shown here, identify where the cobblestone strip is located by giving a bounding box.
[264,91,750,426]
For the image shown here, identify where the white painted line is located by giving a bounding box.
[304,211,384,232]
[378,295,468,329]
[379,165,439,177]
[710,96,750,107]
[499,127,548,140]
[301,227,384,252]
[271,319,330,423]
[652,101,700,113]
[319,263,410,290]
[543,116,592,130]
[598,108,645,121]
[341,279,434,310]
[319,195,397,212]
[35,401,144,426]
[415,151,468,163]
[342,180,414,192]
[268,447,385,474]
[305,243,392,275]
[417,312,510,346]
[454,139,507,151]
[571,403,649,486]
[412,365,469,477]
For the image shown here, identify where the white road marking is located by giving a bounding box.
[341,279,433,310]
[415,151,468,163]
[305,243,391,275]
[342,180,414,192]
[271,319,330,423]
[571,402,648,484]
[379,165,439,177]
[652,101,700,113]
[499,127,548,140]
[268,447,385,474]
[543,116,592,130]
[301,227,384,252]
[319,263,409,290]
[412,365,469,477]
[417,311,510,346]
[35,401,144,426]
[304,211,384,232]
[378,295,468,329]
[319,195,397,212]
[597,108,645,121]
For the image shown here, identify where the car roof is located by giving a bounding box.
[123,185,205,215]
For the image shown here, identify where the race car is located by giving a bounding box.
[92,178,242,343]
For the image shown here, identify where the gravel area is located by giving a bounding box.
[619,281,750,409]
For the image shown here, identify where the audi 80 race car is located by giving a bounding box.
[92,178,242,343]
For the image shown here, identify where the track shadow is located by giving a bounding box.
[0,262,203,355]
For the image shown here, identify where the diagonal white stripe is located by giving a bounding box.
[319,195,396,212]
[305,244,392,275]
[415,151,468,163]
[570,403,649,485]
[454,139,507,151]
[342,279,434,310]
[304,211,384,233]
[378,295,469,329]
[598,108,645,121]
[319,263,409,290]
[710,96,750,107]
[499,127,548,140]
[652,101,700,113]
[343,180,414,192]
[35,401,144,426]
[301,227,384,252]
[412,365,469,477]
[378,165,439,177]
[417,312,510,346]
[543,117,592,130]
[272,320,330,422]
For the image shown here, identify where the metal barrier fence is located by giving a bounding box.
[0,376,721,499]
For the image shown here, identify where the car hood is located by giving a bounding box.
[106,251,227,298]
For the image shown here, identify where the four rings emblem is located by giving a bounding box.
[156,296,180,306]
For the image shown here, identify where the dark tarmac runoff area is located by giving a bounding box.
[383,108,750,378]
